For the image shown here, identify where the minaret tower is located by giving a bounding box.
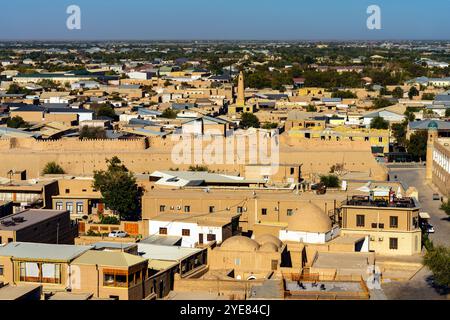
[236,71,245,106]
[426,121,438,181]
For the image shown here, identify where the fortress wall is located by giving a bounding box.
[0,137,148,151]
[0,136,387,181]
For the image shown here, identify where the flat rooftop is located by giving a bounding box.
[0,242,92,262]
[343,195,418,209]
[137,243,203,262]
[150,212,239,227]
[0,209,68,231]
[0,283,42,300]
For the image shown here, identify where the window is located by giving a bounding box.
[76,202,83,214]
[55,201,63,210]
[389,238,398,250]
[159,227,167,235]
[234,258,240,266]
[262,208,267,216]
[371,223,378,228]
[0,265,4,276]
[290,168,295,175]
[7,238,13,243]
[378,223,384,229]
[182,229,190,236]
[103,270,128,288]
[65,189,70,194]
[237,207,243,214]
[160,205,165,212]
[19,262,61,284]
[379,137,383,143]
[271,260,278,271]
[66,202,73,214]
[184,206,190,213]
[209,206,215,213]
[356,215,365,227]
[207,234,216,242]
[287,209,294,216]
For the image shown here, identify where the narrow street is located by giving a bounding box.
[380,164,450,299]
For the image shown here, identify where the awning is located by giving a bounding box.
[419,212,431,219]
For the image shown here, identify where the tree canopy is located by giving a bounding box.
[423,245,450,289]
[406,131,428,161]
[93,157,142,221]
[42,162,65,175]
[370,116,389,130]
[79,126,107,139]
[239,113,260,129]
[7,116,30,129]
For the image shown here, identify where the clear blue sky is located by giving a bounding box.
[0,0,449,40]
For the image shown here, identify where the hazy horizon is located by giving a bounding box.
[1,0,449,41]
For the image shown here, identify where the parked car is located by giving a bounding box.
[108,230,128,238]
[426,224,435,233]
[432,193,440,201]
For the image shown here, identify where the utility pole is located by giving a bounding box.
[56,222,60,244]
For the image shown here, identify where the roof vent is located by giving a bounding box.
[1,220,16,227]
[12,216,25,223]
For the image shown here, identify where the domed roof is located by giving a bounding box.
[428,121,438,130]
[255,234,282,248]
[259,242,279,253]
[220,236,260,252]
[286,202,332,233]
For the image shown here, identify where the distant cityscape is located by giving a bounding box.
[0,39,449,302]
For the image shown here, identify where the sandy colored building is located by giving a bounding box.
[51,177,102,219]
[0,209,77,245]
[208,235,289,280]
[0,242,92,292]
[340,194,422,255]
[71,250,149,300]
[288,126,390,154]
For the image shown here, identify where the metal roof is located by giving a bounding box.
[0,242,92,262]
[136,243,203,262]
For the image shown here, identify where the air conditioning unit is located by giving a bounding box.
[370,236,375,241]
[378,237,383,241]
[170,206,174,210]
[243,207,247,212]
[177,206,181,210]
[275,207,279,211]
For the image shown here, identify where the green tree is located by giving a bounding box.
[7,116,29,128]
[440,201,450,216]
[90,103,116,119]
[42,162,65,174]
[423,245,450,288]
[188,165,209,172]
[160,108,178,119]
[331,90,357,99]
[391,121,408,146]
[239,113,260,129]
[37,79,59,90]
[406,131,428,161]
[392,87,404,99]
[79,126,106,139]
[93,157,142,221]
[320,175,340,188]
[6,83,31,95]
[370,116,389,130]
[305,105,317,112]
[373,98,395,109]
[422,93,436,101]
[445,109,450,117]
[408,86,420,100]
[261,123,278,129]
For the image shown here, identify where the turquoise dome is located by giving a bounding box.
[428,121,438,130]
